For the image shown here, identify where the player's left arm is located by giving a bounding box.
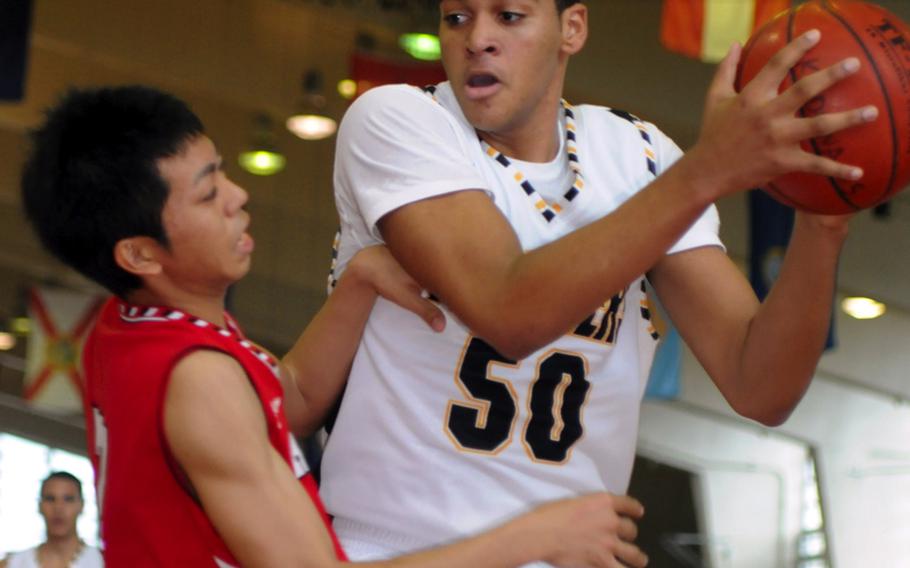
[649,213,848,426]
[280,246,445,436]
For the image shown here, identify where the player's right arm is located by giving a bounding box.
[362,493,648,568]
[164,350,342,567]
[370,31,871,361]
[165,350,648,568]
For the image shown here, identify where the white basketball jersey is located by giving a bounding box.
[323,82,723,558]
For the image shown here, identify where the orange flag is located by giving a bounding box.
[661,0,791,63]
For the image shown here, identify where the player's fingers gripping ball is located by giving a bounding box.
[735,0,910,214]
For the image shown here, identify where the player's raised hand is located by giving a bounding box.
[346,245,446,332]
[523,493,648,568]
[687,29,877,199]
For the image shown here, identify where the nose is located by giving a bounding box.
[465,15,499,56]
[226,178,249,214]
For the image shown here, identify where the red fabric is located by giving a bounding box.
[660,0,791,60]
[350,51,447,98]
[84,298,347,566]
[660,0,706,60]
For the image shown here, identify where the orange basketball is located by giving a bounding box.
[735,0,910,214]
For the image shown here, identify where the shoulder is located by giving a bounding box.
[342,84,446,129]
[2,547,36,567]
[575,103,682,172]
[169,349,248,394]
[76,546,103,567]
[575,104,673,143]
[165,349,267,453]
[101,305,232,352]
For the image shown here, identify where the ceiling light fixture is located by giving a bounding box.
[337,78,358,100]
[841,296,886,320]
[287,70,337,141]
[10,317,30,335]
[0,332,15,351]
[399,33,441,61]
[238,114,286,176]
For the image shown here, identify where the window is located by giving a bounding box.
[0,433,99,555]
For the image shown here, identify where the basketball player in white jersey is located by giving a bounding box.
[321,1,875,566]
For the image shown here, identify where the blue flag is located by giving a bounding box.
[644,283,682,400]
[645,324,682,400]
[0,1,33,102]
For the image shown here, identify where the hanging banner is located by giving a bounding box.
[350,51,447,98]
[23,287,105,413]
[0,0,33,101]
[644,288,681,400]
[660,0,791,63]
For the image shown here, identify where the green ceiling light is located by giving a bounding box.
[238,150,286,176]
[338,79,358,100]
[399,33,441,61]
[10,317,30,335]
[238,114,286,176]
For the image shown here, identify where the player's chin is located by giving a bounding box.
[462,107,506,134]
[228,258,252,283]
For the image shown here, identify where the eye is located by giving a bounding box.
[202,187,218,202]
[500,11,525,24]
[442,12,468,27]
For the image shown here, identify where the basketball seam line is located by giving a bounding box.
[821,0,899,207]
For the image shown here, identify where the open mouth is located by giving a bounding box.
[237,228,255,254]
[467,73,499,88]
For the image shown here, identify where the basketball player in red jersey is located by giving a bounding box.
[21,86,646,567]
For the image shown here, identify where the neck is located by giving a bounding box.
[127,286,228,327]
[41,534,82,559]
[478,96,564,163]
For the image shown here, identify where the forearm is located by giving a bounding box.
[362,516,545,568]
[735,213,847,424]
[453,156,716,358]
[282,264,376,436]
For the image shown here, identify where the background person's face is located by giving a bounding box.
[39,478,83,539]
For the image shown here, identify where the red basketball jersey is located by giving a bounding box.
[83,298,347,566]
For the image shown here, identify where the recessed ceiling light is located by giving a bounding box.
[0,332,15,351]
[841,297,886,320]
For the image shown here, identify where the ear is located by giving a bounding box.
[114,236,164,277]
[561,4,588,56]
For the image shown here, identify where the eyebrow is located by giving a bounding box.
[193,156,222,186]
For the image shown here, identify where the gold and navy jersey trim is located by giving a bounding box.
[608,108,657,177]
[480,100,583,224]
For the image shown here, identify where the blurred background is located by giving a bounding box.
[0,1,908,566]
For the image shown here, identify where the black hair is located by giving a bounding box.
[40,471,83,500]
[557,0,582,12]
[21,85,204,298]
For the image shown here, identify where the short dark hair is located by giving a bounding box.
[557,0,582,12]
[21,86,204,297]
[41,471,83,500]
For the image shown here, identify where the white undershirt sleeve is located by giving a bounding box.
[650,122,725,255]
[334,85,490,241]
